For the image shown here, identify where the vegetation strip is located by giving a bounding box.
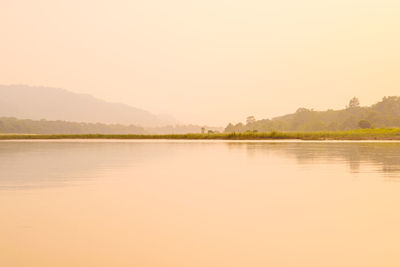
[1,129,400,140]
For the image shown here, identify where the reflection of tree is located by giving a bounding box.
[226,142,400,177]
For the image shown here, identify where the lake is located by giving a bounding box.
[1,140,400,267]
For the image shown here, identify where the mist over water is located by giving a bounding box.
[1,141,400,266]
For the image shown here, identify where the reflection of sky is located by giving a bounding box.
[0,141,171,189]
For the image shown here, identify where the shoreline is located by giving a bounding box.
[1,129,400,140]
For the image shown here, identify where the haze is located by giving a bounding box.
[1,0,400,125]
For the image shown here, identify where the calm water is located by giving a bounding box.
[1,140,400,267]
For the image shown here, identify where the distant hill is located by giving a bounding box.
[225,96,400,132]
[0,85,175,127]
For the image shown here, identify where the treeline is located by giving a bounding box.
[0,117,146,134]
[225,96,400,132]
[146,125,222,134]
[0,117,223,135]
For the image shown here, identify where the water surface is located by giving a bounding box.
[1,140,400,267]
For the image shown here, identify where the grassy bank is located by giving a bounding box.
[1,128,400,140]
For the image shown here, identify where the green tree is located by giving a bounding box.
[224,123,235,133]
[348,97,360,109]
[246,116,256,125]
[358,120,372,129]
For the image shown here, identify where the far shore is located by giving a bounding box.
[1,129,400,140]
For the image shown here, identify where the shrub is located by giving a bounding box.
[358,120,372,129]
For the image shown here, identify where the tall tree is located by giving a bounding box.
[246,116,256,125]
[348,97,360,109]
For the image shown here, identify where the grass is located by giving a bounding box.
[1,128,400,140]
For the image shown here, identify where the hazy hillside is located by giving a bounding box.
[0,85,175,127]
[225,97,400,132]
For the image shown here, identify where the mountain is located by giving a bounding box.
[0,85,175,127]
[225,96,400,132]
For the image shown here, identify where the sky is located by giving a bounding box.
[1,0,400,126]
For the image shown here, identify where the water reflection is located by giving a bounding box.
[0,141,171,189]
[1,141,400,190]
[227,142,400,178]
[2,141,400,267]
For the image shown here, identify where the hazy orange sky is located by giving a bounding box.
[1,0,400,126]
